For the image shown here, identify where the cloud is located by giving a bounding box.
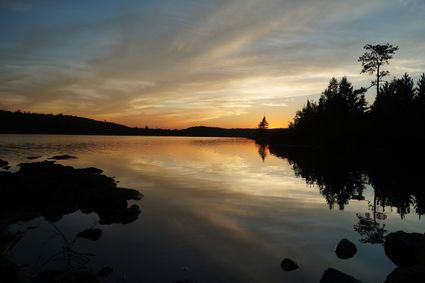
[263,103,288,107]
[1,0,424,127]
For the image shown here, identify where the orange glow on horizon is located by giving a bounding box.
[96,114,293,130]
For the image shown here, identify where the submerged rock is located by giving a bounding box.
[320,268,362,283]
[77,228,102,241]
[335,238,357,259]
[385,265,425,283]
[385,231,425,267]
[280,258,299,271]
[48,154,78,160]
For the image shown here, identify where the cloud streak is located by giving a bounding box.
[1,0,424,128]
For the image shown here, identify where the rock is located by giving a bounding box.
[97,266,113,277]
[280,258,299,271]
[48,155,78,160]
[0,161,142,224]
[17,160,64,174]
[335,238,357,259]
[77,228,102,241]
[384,231,425,267]
[385,265,425,283]
[320,268,363,283]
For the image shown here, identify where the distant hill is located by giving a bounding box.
[0,110,277,138]
[0,110,134,135]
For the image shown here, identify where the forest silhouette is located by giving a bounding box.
[260,44,425,148]
[282,72,425,147]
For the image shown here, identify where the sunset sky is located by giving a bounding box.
[1,0,425,128]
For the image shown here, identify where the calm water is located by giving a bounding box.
[0,134,424,282]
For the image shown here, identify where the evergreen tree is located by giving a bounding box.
[291,100,318,130]
[318,77,339,113]
[415,73,425,104]
[358,43,398,102]
[339,77,367,116]
[290,77,367,144]
[258,116,269,130]
[372,73,415,114]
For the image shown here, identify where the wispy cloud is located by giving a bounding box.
[1,0,424,127]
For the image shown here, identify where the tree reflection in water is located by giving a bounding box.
[256,144,269,162]
[263,146,425,243]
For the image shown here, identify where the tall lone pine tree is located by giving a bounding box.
[358,43,398,100]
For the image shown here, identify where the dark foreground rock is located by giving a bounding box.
[320,268,362,283]
[335,238,357,259]
[280,258,299,271]
[0,161,142,224]
[385,231,425,267]
[385,265,425,283]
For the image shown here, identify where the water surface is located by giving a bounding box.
[0,134,423,282]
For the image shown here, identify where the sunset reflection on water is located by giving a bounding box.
[1,135,423,282]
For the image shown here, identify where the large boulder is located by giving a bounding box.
[385,231,425,267]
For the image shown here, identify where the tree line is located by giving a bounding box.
[0,110,259,137]
[285,44,425,147]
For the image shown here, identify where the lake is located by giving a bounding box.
[0,134,424,282]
